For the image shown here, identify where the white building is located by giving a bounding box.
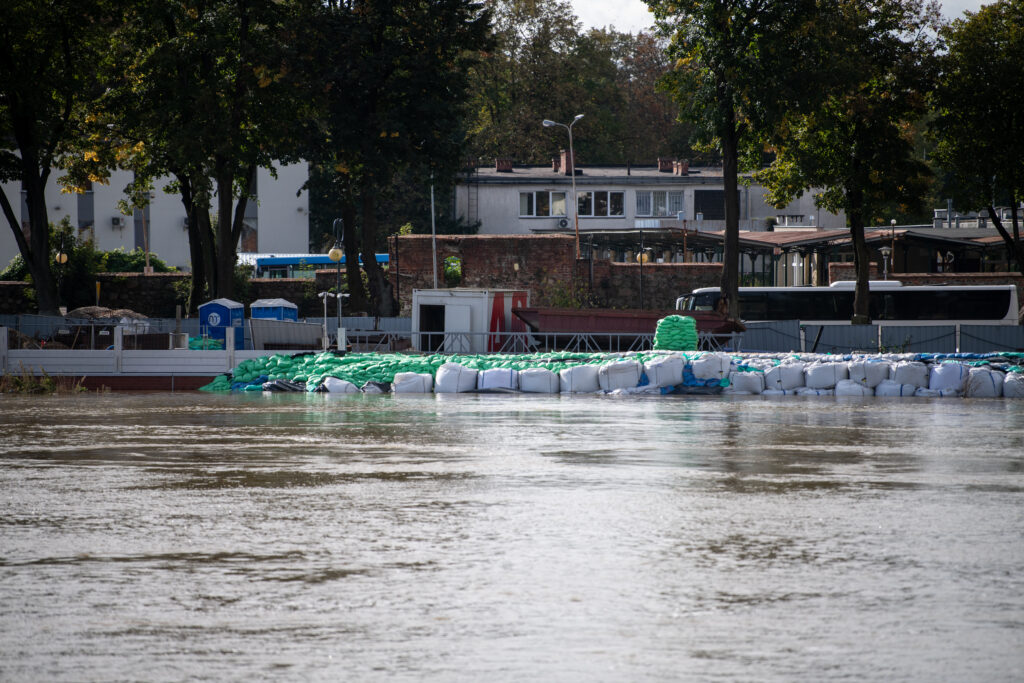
[0,162,310,271]
[454,157,845,235]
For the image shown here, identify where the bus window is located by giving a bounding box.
[691,292,718,311]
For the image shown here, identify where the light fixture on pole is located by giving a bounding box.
[890,218,897,275]
[879,245,892,280]
[543,114,584,259]
[329,218,344,330]
[55,237,68,314]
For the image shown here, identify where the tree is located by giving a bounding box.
[930,0,1024,273]
[306,0,491,316]
[645,0,822,320]
[758,0,939,322]
[0,0,116,314]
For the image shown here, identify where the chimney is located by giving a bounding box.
[560,148,576,176]
[657,157,673,173]
[679,159,689,175]
[495,158,513,172]
[552,157,560,173]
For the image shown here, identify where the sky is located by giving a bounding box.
[567,0,989,34]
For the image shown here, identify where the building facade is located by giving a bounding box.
[0,162,310,271]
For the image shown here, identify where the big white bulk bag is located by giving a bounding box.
[804,362,849,389]
[835,379,874,396]
[392,372,434,393]
[728,371,764,394]
[322,376,359,393]
[915,387,961,398]
[965,367,1004,398]
[598,360,643,391]
[929,362,969,393]
[761,388,798,395]
[477,367,519,391]
[643,354,684,388]
[891,361,929,387]
[559,364,601,393]
[764,363,805,391]
[434,363,478,393]
[795,387,835,396]
[1003,372,1024,398]
[875,380,918,397]
[848,360,891,388]
[519,368,560,393]
[691,352,732,380]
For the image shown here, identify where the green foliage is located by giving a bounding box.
[535,277,596,309]
[102,248,173,274]
[443,256,463,287]
[930,0,1024,271]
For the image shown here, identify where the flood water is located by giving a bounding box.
[1,392,1023,681]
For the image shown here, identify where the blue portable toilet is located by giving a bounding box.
[250,298,299,321]
[199,298,244,349]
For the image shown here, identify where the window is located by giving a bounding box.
[519,191,566,217]
[694,190,725,220]
[577,191,625,217]
[636,190,684,217]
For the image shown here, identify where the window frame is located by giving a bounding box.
[519,190,567,217]
[577,190,625,218]
[636,190,684,217]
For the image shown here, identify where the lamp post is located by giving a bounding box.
[55,237,68,315]
[879,245,891,280]
[329,218,344,331]
[543,114,584,259]
[890,218,897,275]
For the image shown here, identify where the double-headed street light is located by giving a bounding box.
[543,114,584,259]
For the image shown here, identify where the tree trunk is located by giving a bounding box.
[847,187,871,324]
[214,167,237,300]
[177,175,207,313]
[19,170,60,315]
[719,110,741,322]
[340,199,369,312]
[360,191,396,317]
[987,205,1024,274]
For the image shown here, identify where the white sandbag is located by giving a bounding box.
[477,367,519,391]
[761,388,797,395]
[764,363,805,391]
[835,379,874,396]
[1004,372,1024,398]
[643,354,684,388]
[728,371,764,394]
[392,372,434,393]
[434,363,478,393]
[848,360,891,388]
[965,367,1004,398]
[322,376,359,393]
[598,360,643,392]
[915,387,961,398]
[875,380,918,397]
[795,387,834,396]
[929,362,969,393]
[804,362,849,389]
[559,364,601,393]
[519,368,560,393]
[691,352,732,380]
[891,361,929,387]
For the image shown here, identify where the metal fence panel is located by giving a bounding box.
[740,321,802,353]
[959,325,1024,353]
[881,326,956,353]
[803,325,879,354]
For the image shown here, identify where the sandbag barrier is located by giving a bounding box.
[198,349,1024,399]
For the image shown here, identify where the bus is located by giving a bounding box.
[252,253,389,279]
[675,281,1021,326]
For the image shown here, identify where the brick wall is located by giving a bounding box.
[95,273,190,317]
[390,234,722,313]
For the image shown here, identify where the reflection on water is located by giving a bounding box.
[1,392,1023,681]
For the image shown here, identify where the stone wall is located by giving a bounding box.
[95,273,190,317]
[0,281,32,314]
[390,234,722,314]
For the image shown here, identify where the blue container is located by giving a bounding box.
[250,298,299,321]
[198,298,244,350]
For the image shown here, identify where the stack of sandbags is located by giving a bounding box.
[891,361,929,389]
[653,315,699,351]
[520,367,560,393]
[804,362,849,390]
[848,360,891,389]
[964,366,1004,398]
[643,354,684,388]
[691,353,733,381]
[559,364,601,393]
[477,367,519,391]
[764,363,805,392]
[392,372,434,393]
[918,362,968,398]
[598,359,643,392]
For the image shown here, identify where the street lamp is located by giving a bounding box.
[543,114,584,259]
[879,245,892,280]
[55,239,68,315]
[890,218,897,275]
[328,218,344,332]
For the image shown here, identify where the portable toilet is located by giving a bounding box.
[250,298,299,321]
[198,298,244,349]
[411,288,530,353]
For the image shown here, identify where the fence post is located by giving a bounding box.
[225,326,235,370]
[113,326,124,373]
[1,326,7,373]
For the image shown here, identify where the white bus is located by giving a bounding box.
[675,281,1021,326]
